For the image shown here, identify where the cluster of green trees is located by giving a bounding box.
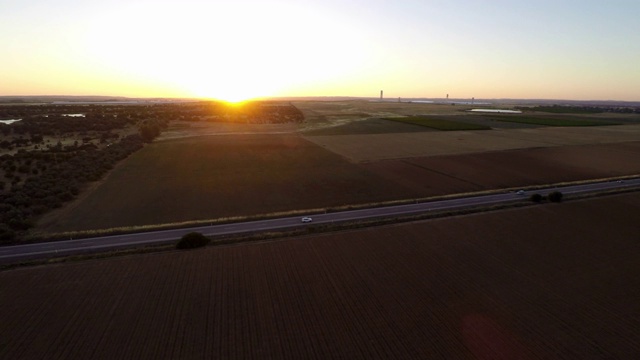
[0,103,181,242]
[4,114,133,137]
[138,119,167,143]
[0,135,144,242]
[0,104,175,153]
[0,105,176,137]
[0,103,176,120]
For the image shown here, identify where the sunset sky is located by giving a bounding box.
[2,0,639,102]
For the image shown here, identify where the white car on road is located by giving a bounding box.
[301,217,313,223]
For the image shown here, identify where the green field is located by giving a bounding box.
[302,118,438,136]
[384,116,491,131]
[489,115,617,126]
[522,105,604,114]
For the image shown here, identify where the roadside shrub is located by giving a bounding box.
[0,224,16,242]
[530,193,544,203]
[176,232,210,249]
[548,191,563,203]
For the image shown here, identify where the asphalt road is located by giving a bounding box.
[1,178,639,264]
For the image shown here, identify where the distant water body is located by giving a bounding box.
[0,114,85,124]
[0,119,22,124]
[469,109,522,114]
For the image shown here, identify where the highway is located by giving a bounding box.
[1,178,638,264]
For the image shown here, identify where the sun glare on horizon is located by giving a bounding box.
[81,1,371,102]
[183,73,282,103]
[2,1,640,101]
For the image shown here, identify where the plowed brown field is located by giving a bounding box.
[363,141,640,195]
[3,193,640,359]
[37,130,640,233]
[304,124,640,162]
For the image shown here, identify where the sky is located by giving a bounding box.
[1,0,639,102]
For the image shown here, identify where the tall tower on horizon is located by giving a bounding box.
[380,90,383,100]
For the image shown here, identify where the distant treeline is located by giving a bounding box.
[518,105,640,114]
[0,103,186,124]
[163,101,305,123]
[0,101,306,124]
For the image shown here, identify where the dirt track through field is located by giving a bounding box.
[3,193,640,358]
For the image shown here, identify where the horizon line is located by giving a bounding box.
[1,95,640,104]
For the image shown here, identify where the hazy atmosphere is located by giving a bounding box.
[2,0,639,101]
[2,2,640,358]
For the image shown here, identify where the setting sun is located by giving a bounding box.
[185,77,276,103]
[1,0,638,100]
[80,1,371,101]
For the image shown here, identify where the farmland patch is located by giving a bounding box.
[488,114,618,126]
[36,134,415,232]
[304,124,640,162]
[385,116,491,131]
[3,193,639,358]
[302,118,438,136]
[363,142,640,195]
[36,135,640,233]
